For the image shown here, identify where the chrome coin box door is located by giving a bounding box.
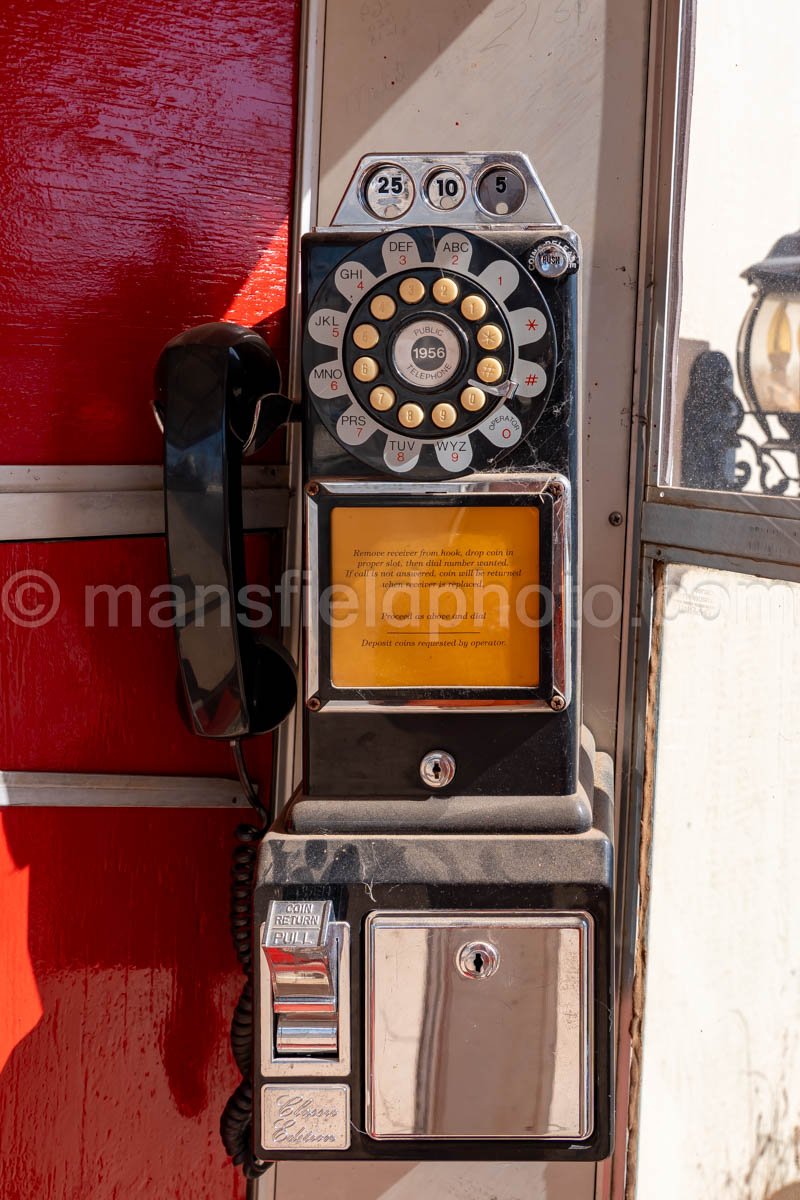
[365,911,593,1141]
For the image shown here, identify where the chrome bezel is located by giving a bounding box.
[304,473,572,713]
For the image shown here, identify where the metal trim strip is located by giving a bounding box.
[0,771,246,807]
[0,465,289,540]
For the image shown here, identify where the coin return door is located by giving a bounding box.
[262,901,351,1070]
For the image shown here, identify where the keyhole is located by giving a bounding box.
[456,940,499,980]
[431,761,442,781]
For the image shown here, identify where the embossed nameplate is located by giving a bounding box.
[262,1084,351,1150]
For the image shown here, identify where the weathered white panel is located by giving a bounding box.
[637,565,800,1199]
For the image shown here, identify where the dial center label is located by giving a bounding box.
[392,317,462,389]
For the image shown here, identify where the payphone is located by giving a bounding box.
[155,153,613,1176]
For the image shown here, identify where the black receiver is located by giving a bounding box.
[155,321,297,739]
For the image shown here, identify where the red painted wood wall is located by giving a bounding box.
[0,2,298,1194]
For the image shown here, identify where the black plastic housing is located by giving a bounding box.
[300,227,581,808]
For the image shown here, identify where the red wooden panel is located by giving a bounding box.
[0,537,275,781]
[0,0,298,465]
[0,806,247,1199]
[0,546,281,1199]
[0,0,298,1193]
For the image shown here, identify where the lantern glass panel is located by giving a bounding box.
[742,292,800,416]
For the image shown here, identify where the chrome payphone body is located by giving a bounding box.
[156,153,613,1173]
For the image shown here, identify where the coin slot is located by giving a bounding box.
[363,164,414,220]
[475,164,526,217]
[424,167,466,212]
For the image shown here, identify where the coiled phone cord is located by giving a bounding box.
[219,738,272,1181]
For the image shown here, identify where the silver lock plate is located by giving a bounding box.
[365,910,593,1140]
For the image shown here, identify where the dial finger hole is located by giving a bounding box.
[398,277,426,304]
[398,403,424,429]
[476,357,504,384]
[460,386,486,412]
[460,294,487,321]
[431,403,457,429]
[432,278,459,304]
[477,323,504,351]
[369,294,397,321]
[369,385,395,412]
[352,323,380,349]
[353,356,380,383]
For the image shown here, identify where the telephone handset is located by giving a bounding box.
[154,321,297,739]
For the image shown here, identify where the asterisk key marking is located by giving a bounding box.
[526,318,539,331]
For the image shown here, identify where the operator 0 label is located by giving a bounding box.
[328,505,541,689]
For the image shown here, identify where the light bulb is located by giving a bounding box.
[767,301,791,373]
